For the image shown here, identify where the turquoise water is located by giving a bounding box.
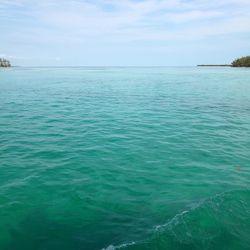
[0,67,250,250]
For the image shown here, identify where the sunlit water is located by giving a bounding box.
[0,67,250,250]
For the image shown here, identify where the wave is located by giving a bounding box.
[102,241,136,250]
[101,189,250,250]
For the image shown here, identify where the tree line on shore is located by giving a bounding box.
[0,58,11,67]
[232,56,250,67]
[198,56,250,67]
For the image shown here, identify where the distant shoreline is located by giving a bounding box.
[197,64,231,67]
[198,56,250,67]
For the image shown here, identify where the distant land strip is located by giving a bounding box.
[197,64,231,67]
[198,56,250,67]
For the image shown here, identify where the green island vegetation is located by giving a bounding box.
[231,56,250,67]
[198,56,250,67]
[0,58,11,67]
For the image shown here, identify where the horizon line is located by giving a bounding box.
[5,65,232,68]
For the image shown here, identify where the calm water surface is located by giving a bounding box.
[0,67,250,250]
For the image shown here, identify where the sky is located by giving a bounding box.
[0,0,250,66]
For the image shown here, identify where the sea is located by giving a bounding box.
[0,67,250,250]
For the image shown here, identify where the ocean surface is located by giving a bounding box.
[0,67,250,250]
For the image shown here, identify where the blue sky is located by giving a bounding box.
[0,0,250,66]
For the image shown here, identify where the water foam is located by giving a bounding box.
[102,241,136,250]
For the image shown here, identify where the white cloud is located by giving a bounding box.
[1,0,250,39]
